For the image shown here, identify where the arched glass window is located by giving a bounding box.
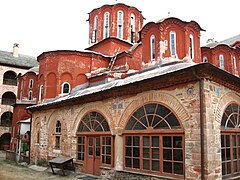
[29,79,33,89]
[62,82,70,94]
[28,90,32,100]
[170,31,176,56]
[221,103,240,178]
[219,54,225,69]
[104,12,110,39]
[203,56,208,63]
[130,14,135,43]
[117,11,123,39]
[150,35,156,60]
[92,16,98,43]
[2,92,16,105]
[189,34,194,59]
[124,103,183,178]
[39,85,44,101]
[77,112,110,132]
[3,71,17,86]
[0,111,13,127]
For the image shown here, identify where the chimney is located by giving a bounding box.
[13,43,19,57]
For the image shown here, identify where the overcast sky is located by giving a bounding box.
[0,0,239,57]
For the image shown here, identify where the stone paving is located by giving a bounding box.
[0,150,100,180]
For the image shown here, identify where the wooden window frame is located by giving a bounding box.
[123,103,184,179]
[221,103,240,179]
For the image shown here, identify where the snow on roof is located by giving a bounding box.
[28,61,196,109]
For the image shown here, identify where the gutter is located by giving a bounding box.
[193,70,205,180]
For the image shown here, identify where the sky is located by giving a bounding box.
[0,0,239,57]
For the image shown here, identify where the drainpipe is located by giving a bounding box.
[26,109,32,164]
[193,70,204,180]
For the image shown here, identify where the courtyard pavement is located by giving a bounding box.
[0,150,100,180]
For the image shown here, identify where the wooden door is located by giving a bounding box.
[86,137,101,175]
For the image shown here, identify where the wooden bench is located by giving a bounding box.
[49,156,75,176]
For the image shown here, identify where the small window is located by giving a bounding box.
[130,14,135,43]
[233,56,237,74]
[189,34,194,59]
[28,91,32,100]
[55,136,60,149]
[150,35,155,60]
[170,31,176,56]
[56,120,61,133]
[39,85,44,101]
[29,79,33,89]
[92,16,98,43]
[203,56,208,63]
[62,82,70,94]
[219,54,225,69]
[104,12,110,39]
[117,11,123,39]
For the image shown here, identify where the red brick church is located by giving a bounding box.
[11,3,240,180]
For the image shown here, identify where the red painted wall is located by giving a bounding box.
[11,104,30,150]
[201,45,240,77]
[37,51,110,101]
[88,3,144,45]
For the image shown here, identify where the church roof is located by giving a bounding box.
[28,61,240,111]
[0,50,38,69]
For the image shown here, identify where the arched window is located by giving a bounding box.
[130,14,135,43]
[150,35,156,60]
[219,54,225,69]
[92,16,98,43]
[104,12,110,39]
[39,85,44,101]
[3,71,17,86]
[2,92,16,105]
[124,103,183,178]
[221,103,240,178]
[117,11,123,39]
[28,90,32,100]
[29,79,33,89]
[189,34,194,59]
[76,112,112,173]
[203,56,208,63]
[62,82,70,94]
[55,120,61,149]
[0,112,13,127]
[233,56,237,75]
[170,31,176,56]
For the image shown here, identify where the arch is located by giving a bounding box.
[118,91,189,129]
[0,133,11,150]
[3,70,17,86]
[77,111,110,132]
[130,13,136,43]
[125,103,182,130]
[0,111,13,127]
[215,92,240,124]
[46,72,57,98]
[103,12,110,39]
[92,15,98,43]
[61,82,70,94]
[117,10,124,39]
[2,91,16,105]
[73,102,113,134]
[150,34,156,60]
